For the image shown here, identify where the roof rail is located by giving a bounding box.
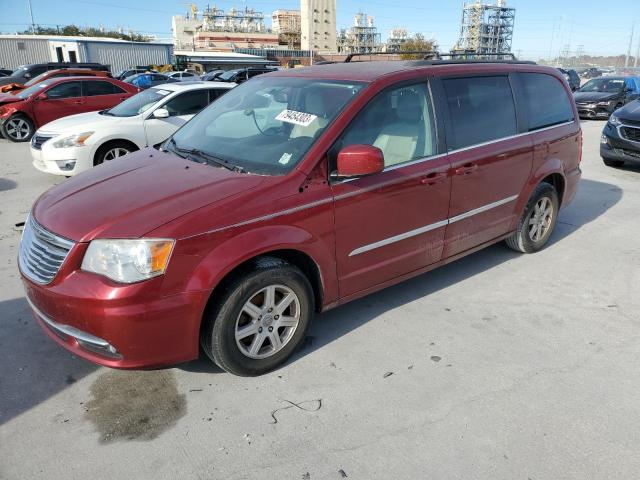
[343,51,536,65]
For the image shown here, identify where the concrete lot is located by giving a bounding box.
[1,120,640,480]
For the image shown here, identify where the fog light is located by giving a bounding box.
[55,160,76,171]
[600,134,608,145]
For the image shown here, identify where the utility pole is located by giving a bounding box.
[26,0,36,33]
[635,32,640,68]
[625,22,635,67]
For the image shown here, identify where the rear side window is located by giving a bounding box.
[83,81,116,96]
[163,90,209,116]
[443,76,517,150]
[519,73,574,131]
[46,81,81,99]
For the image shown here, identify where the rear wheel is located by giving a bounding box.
[506,182,559,253]
[603,158,625,168]
[3,115,34,142]
[93,141,136,166]
[201,258,313,376]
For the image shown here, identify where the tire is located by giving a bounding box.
[506,182,559,254]
[201,257,314,376]
[603,158,624,168]
[3,115,34,142]
[93,141,136,166]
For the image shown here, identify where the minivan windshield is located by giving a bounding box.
[579,78,625,93]
[166,76,365,175]
[104,87,171,117]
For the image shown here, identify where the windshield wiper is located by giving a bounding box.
[166,138,245,173]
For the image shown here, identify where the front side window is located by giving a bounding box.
[162,90,209,116]
[443,76,517,150]
[167,76,365,175]
[519,73,574,131]
[336,83,436,168]
[45,81,82,99]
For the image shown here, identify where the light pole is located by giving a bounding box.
[27,0,36,33]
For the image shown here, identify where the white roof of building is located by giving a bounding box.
[0,34,172,45]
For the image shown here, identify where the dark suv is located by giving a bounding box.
[214,67,277,84]
[0,62,110,87]
[19,59,581,376]
[601,99,640,167]
[557,68,580,91]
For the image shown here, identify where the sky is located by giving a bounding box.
[0,0,639,60]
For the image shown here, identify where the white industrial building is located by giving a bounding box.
[0,35,173,73]
[300,0,337,54]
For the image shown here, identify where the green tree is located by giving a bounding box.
[399,33,437,60]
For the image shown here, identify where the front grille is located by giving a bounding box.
[19,216,75,285]
[621,126,640,143]
[31,133,55,150]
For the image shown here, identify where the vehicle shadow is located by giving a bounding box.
[0,178,17,192]
[291,177,622,364]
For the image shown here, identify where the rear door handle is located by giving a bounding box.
[453,163,478,176]
[420,172,447,185]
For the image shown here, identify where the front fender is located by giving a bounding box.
[181,224,338,307]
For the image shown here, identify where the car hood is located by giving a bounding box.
[32,148,266,242]
[573,91,620,103]
[615,99,640,122]
[0,93,23,105]
[38,110,133,135]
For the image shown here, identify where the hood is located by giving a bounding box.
[38,110,129,135]
[32,148,266,242]
[0,93,23,105]
[615,99,640,122]
[573,91,620,103]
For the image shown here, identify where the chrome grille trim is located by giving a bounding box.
[31,133,56,150]
[19,216,74,285]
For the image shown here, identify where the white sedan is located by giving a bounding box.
[30,81,235,176]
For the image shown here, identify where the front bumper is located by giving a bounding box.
[575,102,617,119]
[601,121,640,164]
[21,258,210,369]
[30,135,95,176]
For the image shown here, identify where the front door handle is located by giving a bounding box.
[453,163,478,176]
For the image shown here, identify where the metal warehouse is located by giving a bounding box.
[0,35,173,73]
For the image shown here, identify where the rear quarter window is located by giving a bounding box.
[518,73,574,131]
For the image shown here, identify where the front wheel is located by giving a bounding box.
[3,115,34,142]
[506,182,559,253]
[201,258,313,376]
[93,141,136,166]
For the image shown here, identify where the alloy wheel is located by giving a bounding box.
[528,197,554,242]
[103,147,130,161]
[235,285,301,359]
[5,118,30,140]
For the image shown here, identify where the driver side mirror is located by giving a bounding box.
[152,108,169,119]
[36,92,48,101]
[332,144,384,179]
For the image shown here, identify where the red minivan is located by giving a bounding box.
[19,60,582,376]
[0,76,138,142]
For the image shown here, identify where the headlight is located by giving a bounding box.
[609,114,621,126]
[81,238,175,283]
[52,132,94,148]
[596,100,615,106]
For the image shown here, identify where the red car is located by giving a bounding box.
[19,59,582,376]
[0,76,137,142]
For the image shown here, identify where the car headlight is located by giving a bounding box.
[52,132,94,148]
[609,114,621,126]
[596,100,615,106]
[81,238,175,283]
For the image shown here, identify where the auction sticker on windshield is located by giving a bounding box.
[275,109,318,127]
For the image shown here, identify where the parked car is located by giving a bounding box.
[0,76,137,142]
[123,72,179,89]
[573,76,640,119]
[31,82,235,175]
[201,70,224,81]
[0,62,110,87]
[557,68,581,91]
[0,69,12,77]
[114,68,148,80]
[18,60,581,375]
[166,71,199,82]
[580,67,602,79]
[1,68,111,93]
[600,99,640,167]
[213,66,276,84]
